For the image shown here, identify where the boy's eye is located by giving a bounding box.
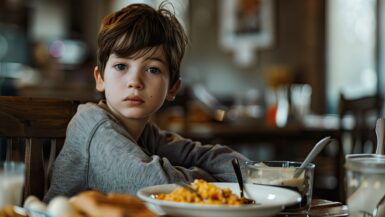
[146,67,161,74]
[114,64,126,71]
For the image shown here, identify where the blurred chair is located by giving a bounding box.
[338,93,383,154]
[337,92,383,202]
[0,96,79,200]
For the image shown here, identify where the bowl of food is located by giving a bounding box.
[137,179,301,217]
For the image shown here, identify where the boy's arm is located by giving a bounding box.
[88,120,218,194]
[144,124,250,182]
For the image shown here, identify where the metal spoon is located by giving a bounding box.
[293,136,332,178]
[231,158,256,204]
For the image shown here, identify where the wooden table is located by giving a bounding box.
[161,199,348,217]
[279,199,348,216]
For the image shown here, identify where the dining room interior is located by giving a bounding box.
[0,0,384,205]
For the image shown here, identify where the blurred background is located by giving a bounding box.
[1,0,384,201]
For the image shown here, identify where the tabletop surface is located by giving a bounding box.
[278,199,349,217]
[160,199,349,217]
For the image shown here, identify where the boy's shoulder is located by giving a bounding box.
[77,101,109,117]
[71,100,117,127]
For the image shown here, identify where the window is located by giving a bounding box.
[326,0,378,113]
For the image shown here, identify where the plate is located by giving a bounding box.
[137,182,301,217]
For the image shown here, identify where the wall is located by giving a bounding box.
[0,0,326,110]
[183,0,325,113]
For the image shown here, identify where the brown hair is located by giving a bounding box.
[96,2,188,87]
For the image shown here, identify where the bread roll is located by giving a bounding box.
[0,205,26,217]
[47,196,84,217]
[70,190,158,217]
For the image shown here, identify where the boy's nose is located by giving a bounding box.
[126,68,144,89]
[127,80,143,89]
[127,74,143,89]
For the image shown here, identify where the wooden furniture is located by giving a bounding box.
[338,93,383,154]
[160,199,348,217]
[337,93,383,202]
[277,199,348,216]
[0,96,79,200]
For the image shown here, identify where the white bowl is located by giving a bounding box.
[137,182,301,217]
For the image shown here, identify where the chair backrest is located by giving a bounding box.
[0,96,79,200]
[337,93,383,203]
[338,93,383,154]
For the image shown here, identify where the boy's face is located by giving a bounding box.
[94,46,180,121]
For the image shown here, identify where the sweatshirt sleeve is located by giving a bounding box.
[87,118,223,195]
[142,124,250,182]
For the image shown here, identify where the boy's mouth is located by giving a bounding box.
[124,96,144,104]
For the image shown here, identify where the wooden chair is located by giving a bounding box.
[0,96,79,200]
[337,93,383,202]
[338,93,383,154]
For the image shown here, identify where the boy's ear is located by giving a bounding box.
[166,79,181,101]
[94,66,105,92]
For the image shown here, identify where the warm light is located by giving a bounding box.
[214,109,226,121]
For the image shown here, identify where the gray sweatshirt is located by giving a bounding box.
[44,101,249,202]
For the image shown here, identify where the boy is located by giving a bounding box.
[44,2,249,201]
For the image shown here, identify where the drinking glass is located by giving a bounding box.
[345,154,385,217]
[245,160,315,215]
[0,161,25,207]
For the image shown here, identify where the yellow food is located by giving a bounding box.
[156,179,245,205]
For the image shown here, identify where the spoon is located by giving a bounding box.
[372,118,385,217]
[231,158,256,204]
[375,118,385,155]
[293,136,332,178]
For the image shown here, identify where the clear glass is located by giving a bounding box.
[345,154,385,217]
[245,160,315,215]
[0,161,25,207]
